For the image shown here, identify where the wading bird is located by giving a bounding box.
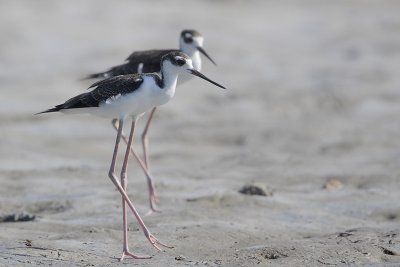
[39,52,225,260]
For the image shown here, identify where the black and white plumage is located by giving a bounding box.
[41,75,145,112]
[38,51,225,260]
[85,30,216,80]
[40,52,223,118]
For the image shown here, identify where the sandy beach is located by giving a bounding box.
[1,0,400,266]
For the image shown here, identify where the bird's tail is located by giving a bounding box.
[35,105,63,115]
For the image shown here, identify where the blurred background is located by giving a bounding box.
[1,0,400,266]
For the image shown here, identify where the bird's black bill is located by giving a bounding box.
[197,46,217,66]
[188,69,226,89]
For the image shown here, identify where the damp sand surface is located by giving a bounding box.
[1,1,400,266]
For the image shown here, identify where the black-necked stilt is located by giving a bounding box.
[38,52,225,260]
[86,30,216,79]
[86,29,217,214]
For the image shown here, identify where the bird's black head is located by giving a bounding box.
[179,29,216,66]
[161,51,191,67]
[180,29,201,44]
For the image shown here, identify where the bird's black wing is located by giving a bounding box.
[38,74,144,113]
[85,49,178,79]
[126,49,177,67]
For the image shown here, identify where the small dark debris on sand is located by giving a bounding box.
[239,183,273,196]
[175,255,186,261]
[23,239,32,247]
[0,212,36,222]
[338,232,353,237]
[380,247,398,256]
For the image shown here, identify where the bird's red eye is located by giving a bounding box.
[176,58,186,66]
[184,36,193,43]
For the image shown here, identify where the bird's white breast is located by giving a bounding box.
[87,76,174,119]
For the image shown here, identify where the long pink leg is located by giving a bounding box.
[141,107,157,170]
[119,178,132,261]
[141,108,159,211]
[108,118,170,261]
[112,118,159,214]
[119,139,130,261]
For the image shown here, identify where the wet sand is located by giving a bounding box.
[1,0,400,266]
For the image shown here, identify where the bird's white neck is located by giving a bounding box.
[160,61,179,90]
[191,51,201,71]
[180,46,202,71]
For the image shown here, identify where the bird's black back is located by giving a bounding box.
[86,49,178,79]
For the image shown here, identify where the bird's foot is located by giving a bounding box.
[145,205,162,216]
[119,249,151,261]
[144,230,173,250]
[146,191,162,216]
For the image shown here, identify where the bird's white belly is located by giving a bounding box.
[93,80,175,119]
